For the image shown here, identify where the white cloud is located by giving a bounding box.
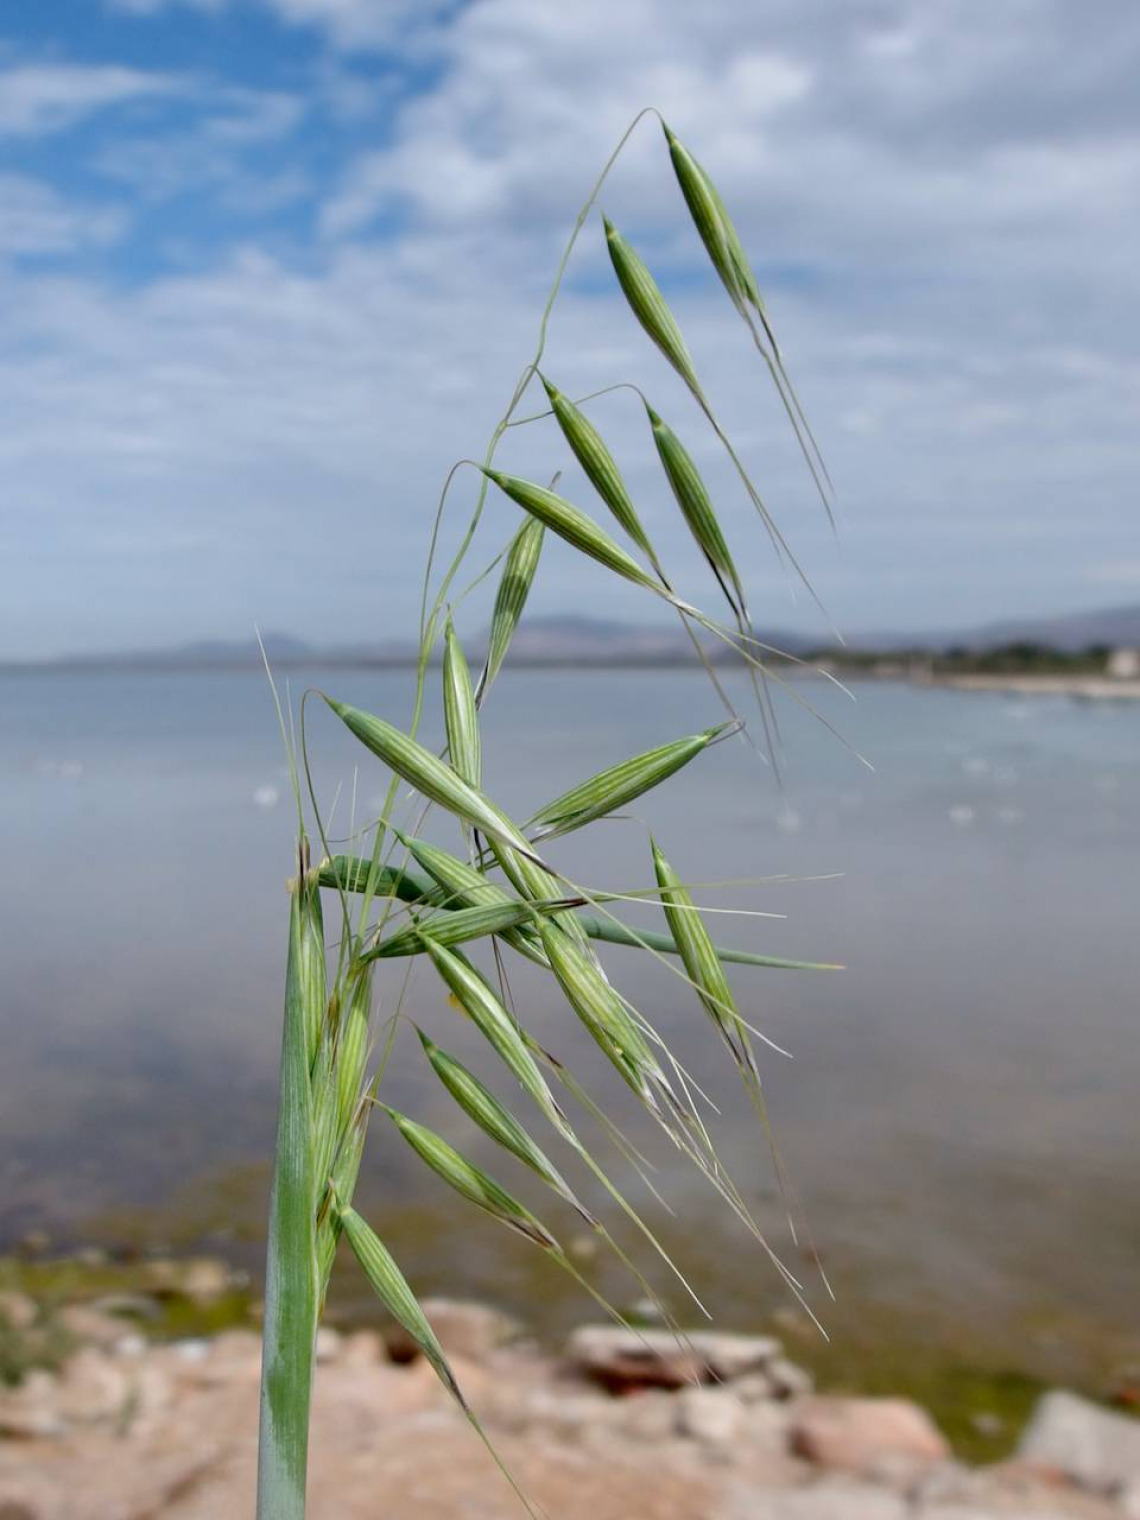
[203,87,306,145]
[0,176,126,255]
[3,0,1140,656]
[258,0,449,49]
[311,0,1140,329]
[93,86,308,206]
[0,64,177,137]
[106,0,453,49]
[320,16,815,238]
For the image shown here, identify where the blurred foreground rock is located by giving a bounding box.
[788,1396,950,1475]
[1018,1390,1140,1496]
[384,1297,521,1364]
[0,1303,1132,1519]
[567,1325,782,1391]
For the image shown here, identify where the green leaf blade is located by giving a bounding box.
[256,866,320,1520]
[579,913,842,970]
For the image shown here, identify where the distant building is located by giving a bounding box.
[1107,647,1140,680]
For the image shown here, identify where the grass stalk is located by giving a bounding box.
[255,106,843,1520]
[256,848,319,1520]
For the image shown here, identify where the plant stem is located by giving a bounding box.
[257,861,319,1520]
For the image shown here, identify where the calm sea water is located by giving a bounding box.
[2,667,1137,1386]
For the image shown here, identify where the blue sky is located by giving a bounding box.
[2,0,1139,657]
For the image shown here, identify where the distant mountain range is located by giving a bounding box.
[10,604,1140,671]
[878,603,1140,654]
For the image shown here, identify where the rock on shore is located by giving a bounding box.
[0,1294,1134,1519]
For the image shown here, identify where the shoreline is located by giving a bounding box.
[3,1250,1139,1518]
[917,674,1140,699]
[6,659,1140,703]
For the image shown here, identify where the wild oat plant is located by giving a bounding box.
[256,112,844,1519]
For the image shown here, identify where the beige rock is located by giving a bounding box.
[429,1351,492,1409]
[790,1396,950,1474]
[676,1386,744,1447]
[742,1401,795,1460]
[767,1357,815,1400]
[314,1327,342,1364]
[170,1338,210,1375]
[378,1350,482,1415]
[122,1359,173,1436]
[56,1350,128,1425]
[385,1298,520,1364]
[0,1293,36,1332]
[0,1372,63,1440]
[338,1329,381,1369]
[866,1450,953,1489]
[55,1305,125,1351]
[523,1388,620,1445]
[914,1481,1124,1520]
[734,1371,778,1403]
[145,1256,232,1305]
[177,1329,261,1389]
[907,1460,983,1508]
[723,1479,908,1519]
[617,1390,677,1443]
[1017,1390,1140,1493]
[170,1384,716,1520]
[1,1332,1129,1520]
[0,1499,42,1520]
[567,1326,782,1391]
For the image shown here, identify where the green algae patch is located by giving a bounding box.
[1,1292,74,1388]
[0,1250,256,1371]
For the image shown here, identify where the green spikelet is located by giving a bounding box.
[443,616,480,789]
[478,515,545,701]
[541,375,655,558]
[647,403,748,620]
[603,215,703,399]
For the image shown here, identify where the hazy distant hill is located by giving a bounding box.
[13,604,1140,670]
[26,617,810,670]
[946,603,1140,653]
[29,631,406,670]
[848,602,1140,654]
[458,614,809,664]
